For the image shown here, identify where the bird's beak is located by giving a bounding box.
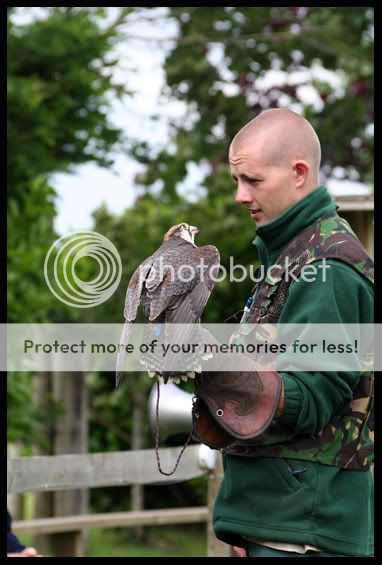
[191,226,199,234]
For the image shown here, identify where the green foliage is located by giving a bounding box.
[7,176,57,322]
[7,7,132,322]
[7,7,125,193]
[134,7,373,191]
[7,373,65,449]
[87,371,134,454]
[7,8,131,446]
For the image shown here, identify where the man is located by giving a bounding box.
[194,109,374,557]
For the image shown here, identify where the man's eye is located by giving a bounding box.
[232,177,260,185]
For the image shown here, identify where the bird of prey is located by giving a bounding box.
[116,223,220,388]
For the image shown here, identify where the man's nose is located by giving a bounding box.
[235,182,253,205]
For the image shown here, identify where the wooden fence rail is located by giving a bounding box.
[7,445,213,493]
[12,507,209,535]
[7,445,231,557]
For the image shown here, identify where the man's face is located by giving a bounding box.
[229,141,300,226]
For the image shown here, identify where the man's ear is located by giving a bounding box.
[293,160,310,188]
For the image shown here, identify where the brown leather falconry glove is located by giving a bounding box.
[192,328,283,449]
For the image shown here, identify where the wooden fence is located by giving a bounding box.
[8,445,232,557]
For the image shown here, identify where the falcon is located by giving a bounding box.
[116,223,220,388]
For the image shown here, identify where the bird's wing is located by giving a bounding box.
[147,243,219,322]
[159,245,220,374]
[146,247,196,320]
[149,243,220,321]
[116,257,154,389]
[162,281,211,372]
[123,258,154,322]
[196,244,221,294]
[163,245,220,349]
[115,319,133,389]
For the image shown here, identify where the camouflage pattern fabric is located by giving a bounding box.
[224,212,374,470]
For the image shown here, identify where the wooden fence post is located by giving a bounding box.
[50,371,89,557]
[131,384,146,542]
[33,372,54,556]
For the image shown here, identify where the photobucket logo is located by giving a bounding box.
[44,230,122,308]
[142,256,330,285]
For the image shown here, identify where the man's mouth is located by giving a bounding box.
[250,208,261,218]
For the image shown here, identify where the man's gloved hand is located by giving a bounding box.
[196,325,277,373]
[192,326,283,448]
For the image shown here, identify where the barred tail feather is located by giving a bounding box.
[116,320,133,389]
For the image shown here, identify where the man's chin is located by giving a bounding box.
[250,209,265,224]
[252,215,266,226]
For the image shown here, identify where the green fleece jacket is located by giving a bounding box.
[213,186,374,556]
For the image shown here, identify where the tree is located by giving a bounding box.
[7,7,127,194]
[7,8,137,548]
[133,6,373,201]
[7,7,131,445]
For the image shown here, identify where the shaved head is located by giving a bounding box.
[230,108,321,181]
[230,109,322,225]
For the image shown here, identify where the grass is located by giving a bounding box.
[86,525,207,557]
[20,526,207,557]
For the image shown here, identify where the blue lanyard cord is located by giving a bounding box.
[240,296,254,323]
[245,296,254,309]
